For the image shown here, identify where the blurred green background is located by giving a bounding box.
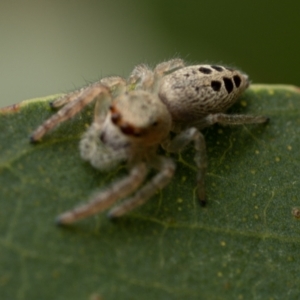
[1,0,299,107]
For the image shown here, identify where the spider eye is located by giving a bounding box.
[152,121,158,126]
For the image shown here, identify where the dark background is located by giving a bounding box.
[1,0,299,107]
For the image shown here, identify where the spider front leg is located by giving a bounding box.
[56,163,148,225]
[162,128,207,205]
[50,76,126,109]
[49,88,86,109]
[30,85,111,142]
[107,157,175,219]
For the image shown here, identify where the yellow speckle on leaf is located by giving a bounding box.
[255,150,260,155]
[254,205,258,209]
[268,89,275,95]
[0,275,10,286]
[218,129,223,134]
[90,293,103,300]
[254,214,259,220]
[287,145,292,151]
[220,241,226,247]
[240,100,247,107]
[275,157,281,162]
[217,272,223,277]
[181,176,187,182]
[52,270,60,279]
[177,198,183,203]
[250,169,256,175]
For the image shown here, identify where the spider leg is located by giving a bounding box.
[50,88,86,109]
[108,157,175,219]
[92,77,127,124]
[128,64,154,90]
[99,76,127,96]
[154,58,186,77]
[50,76,126,109]
[162,128,207,205]
[56,163,148,225]
[30,85,111,142]
[152,58,186,92]
[197,113,269,129]
[128,59,185,91]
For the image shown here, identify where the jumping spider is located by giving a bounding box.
[30,59,268,225]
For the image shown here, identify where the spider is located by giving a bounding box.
[30,59,268,225]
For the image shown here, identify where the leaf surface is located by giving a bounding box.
[1,85,300,299]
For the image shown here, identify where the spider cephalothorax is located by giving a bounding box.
[30,59,268,225]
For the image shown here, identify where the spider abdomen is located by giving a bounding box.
[158,65,249,122]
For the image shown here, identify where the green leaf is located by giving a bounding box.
[1,85,300,299]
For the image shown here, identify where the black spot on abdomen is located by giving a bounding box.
[223,77,234,94]
[199,67,212,74]
[211,65,224,72]
[211,80,222,91]
[233,75,241,88]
